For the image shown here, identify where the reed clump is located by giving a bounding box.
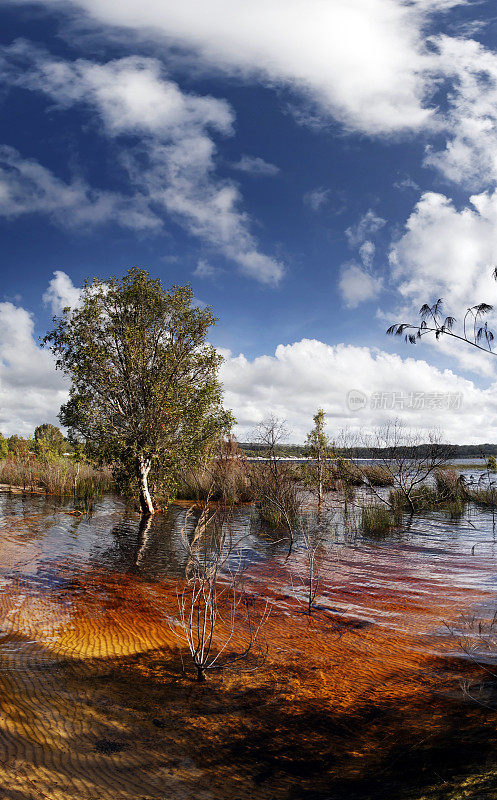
[0,455,113,499]
[174,461,254,504]
[174,438,255,504]
[434,468,466,504]
[335,460,394,487]
[361,504,394,535]
[468,485,497,508]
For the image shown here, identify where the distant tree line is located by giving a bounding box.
[239,442,497,460]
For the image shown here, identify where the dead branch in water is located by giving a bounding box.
[171,500,271,682]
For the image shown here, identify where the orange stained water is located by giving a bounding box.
[0,493,496,799]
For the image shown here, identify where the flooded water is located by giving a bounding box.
[1,490,497,799]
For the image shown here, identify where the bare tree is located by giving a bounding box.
[445,612,497,709]
[172,503,270,682]
[250,416,301,539]
[349,421,450,514]
[293,521,324,615]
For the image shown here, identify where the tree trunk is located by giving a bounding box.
[136,454,154,515]
[317,454,323,507]
[196,666,206,682]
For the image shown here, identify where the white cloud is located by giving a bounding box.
[0,45,283,285]
[193,260,223,279]
[346,209,386,248]
[359,240,375,268]
[303,187,330,211]
[0,301,68,437]
[425,35,497,188]
[339,263,383,308]
[21,0,444,135]
[9,2,497,196]
[390,190,497,312]
[0,144,160,231]
[231,156,279,176]
[338,210,385,307]
[42,270,82,314]
[221,338,497,443]
[393,175,420,192]
[388,189,497,376]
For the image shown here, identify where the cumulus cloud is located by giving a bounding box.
[338,209,385,307]
[359,240,376,268]
[339,264,383,308]
[390,190,497,312]
[0,44,283,284]
[10,1,497,196]
[0,301,68,437]
[388,189,497,376]
[2,278,496,444]
[231,156,279,176]
[221,338,497,443]
[42,270,82,314]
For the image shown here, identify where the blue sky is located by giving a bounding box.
[2,0,497,442]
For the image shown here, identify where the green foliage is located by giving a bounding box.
[388,469,468,517]
[43,268,232,511]
[34,423,65,458]
[0,433,8,460]
[361,504,393,535]
[304,408,332,502]
[487,455,497,472]
[306,409,329,458]
[7,435,31,458]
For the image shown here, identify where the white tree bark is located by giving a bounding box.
[137,454,154,515]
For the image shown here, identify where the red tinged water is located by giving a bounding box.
[0,493,496,799]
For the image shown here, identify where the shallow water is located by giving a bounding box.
[1,491,497,799]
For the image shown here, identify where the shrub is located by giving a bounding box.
[434,468,465,503]
[361,504,393,535]
[250,462,301,528]
[469,486,497,508]
[389,470,468,516]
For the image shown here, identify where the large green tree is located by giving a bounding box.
[34,423,65,457]
[43,268,232,514]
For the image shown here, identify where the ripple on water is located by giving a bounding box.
[1,492,497,798]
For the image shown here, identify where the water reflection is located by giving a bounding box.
[0,491,496,639]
